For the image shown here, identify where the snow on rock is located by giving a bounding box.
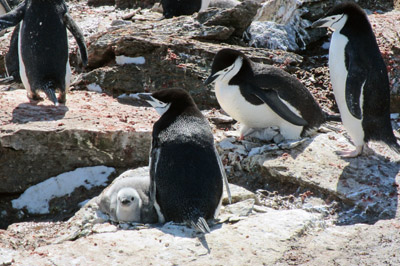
[245,0,312,51]
[87,83,103,92]
[12,166,115,214]
[115,56,146,65]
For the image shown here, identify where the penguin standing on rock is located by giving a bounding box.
[312,3,400,157]
[0,0,88,106]
[135,88,231,233]
[161,0,211,19]
[205,48,338,140]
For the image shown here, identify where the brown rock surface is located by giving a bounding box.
[0,89,157,194]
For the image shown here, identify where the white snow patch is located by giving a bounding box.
[12,166,115,214]
[87,83,103,92]
[116,56,145,65]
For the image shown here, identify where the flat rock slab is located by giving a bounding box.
[1,209,321,266]
[276,218,400,265]
[0,89,157,193]
[246,130,400,223]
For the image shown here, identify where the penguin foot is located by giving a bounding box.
[337,145,363,158]
[28,93,44,103]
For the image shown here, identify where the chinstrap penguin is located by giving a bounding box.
[97,169,159,224]
[205,48,338,140]
[161,0,211,19]
[0,0,88,106]
[312,2,400,157]
[138,88,231,233]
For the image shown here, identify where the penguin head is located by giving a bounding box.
[311,3,368,31]
[117,187,141,208]
[116,187,142,222]
[138,89,198,117]
[204,48,252,85]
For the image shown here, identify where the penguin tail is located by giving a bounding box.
[387,139,400,155]
[190,217,211,234]
[323,112,342,122]
[42,82,59,106]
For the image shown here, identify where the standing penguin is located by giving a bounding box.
[205,48,337,140]
[0,0,88,106]
[161,0,210,19]
[137,88,230,233]
[312,3,400,157]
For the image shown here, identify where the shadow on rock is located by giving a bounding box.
[11,103,69,123]
[336,151,400,225]
[157,221,223,238]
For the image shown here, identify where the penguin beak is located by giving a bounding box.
[311,18,329,28]
[121,199,131,206]
[137,93,171,116]
[136,93,154,103]
[204,73,218,85]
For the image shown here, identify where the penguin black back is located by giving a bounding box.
[161,0,206,19]
[148,89,223,232]
[0,0,87,105]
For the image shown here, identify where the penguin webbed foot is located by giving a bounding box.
[336,145,364,158]
[28,92,44,103]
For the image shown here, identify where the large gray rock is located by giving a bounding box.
[0,89,156,194]
[76,9,301,109]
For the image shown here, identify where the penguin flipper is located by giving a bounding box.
[246,84,308,126]
[344,48,368,120]
[63,12,88,66]
[0,0,11,12]
[345,71,366,120]
[0,2,25,30]
[214,145,231,204]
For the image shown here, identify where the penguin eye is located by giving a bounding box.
[131,197,135,201]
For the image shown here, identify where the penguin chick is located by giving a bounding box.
[98,170,159,224]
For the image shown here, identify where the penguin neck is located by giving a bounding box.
[153,105,203,137]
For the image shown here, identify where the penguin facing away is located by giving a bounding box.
[204,48,337,140]
[97,169,159,224]
[137,88,231,233]
[0,0,88,106]
[161,0,211,19]
[312,2,400,157]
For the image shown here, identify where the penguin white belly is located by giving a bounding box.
[65,59,71,91]
[215,82,303,139]
[18,20,32,98]
[329,32,364,146]
[200,0,211,11]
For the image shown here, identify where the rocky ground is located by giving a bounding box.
[0,1,400,265]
